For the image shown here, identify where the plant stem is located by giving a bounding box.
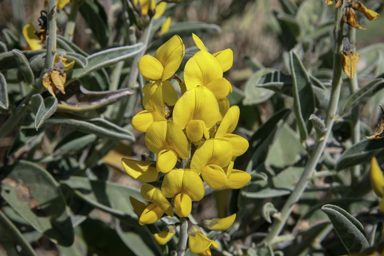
[64,0,80,41]
[44,0,57,71]
[347,27,361,185]
[177,218,188,256]
[262,5,345,245]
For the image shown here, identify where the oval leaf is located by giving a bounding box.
[57,35,88,56]
[31,94,58,130]
[243,69,276,105]
[0,160,74,246]
[0,72,8,109]
[322,204,369,254]
[11,49,34,84]
[0,50,45,71]
[290,51,315,141]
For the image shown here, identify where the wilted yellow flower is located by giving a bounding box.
[325,0,343,8]
[367,106,384,140]
[340,37,359,79]
[343,1,379,30]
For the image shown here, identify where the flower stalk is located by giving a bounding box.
[262,4,345,245]
[64,0,80,41]
[176,218,188,256]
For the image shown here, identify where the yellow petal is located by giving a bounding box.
[161,169,184,198]
[198,249,212,256]
[344,7,365,30]
[160,17,171,35]
[139,203,164,225]
[63,60,75,71]
[182,170,205,201]
[154,35,185,81]
[154,2,167,19]
[191,139,233,173]
[132,110,156,133]
[215,106,240,138]
[142,81,166,114]
[223,134,249,157]
[186,120,209,143]
[174,192,192,217]
[167,121,190,159]
[23,22,42,50]
[162,80,178,106]
[213,49,233,73]
[129,197,147,216]
[352,2,379,20]
[205,78,232,100]
[189,232,215,254]
[184,51,223,90]
[341,52,359,79]
[121,158,160,182]
[43,72,55,96]
[192,33,208,51]
[138,55,164,81]
[380,198,384,213]
[225,169,251,189]
[202,164,227,189]
[325,0,333,5]
[51,70,66,94]
[145,120,168,153]
[202,213,236,231]
[141,184,174,216]
[218,98,230,117]
[370,157,384,197]
[154,225,176,245]
[57,0,71,10]
[173,86,222,130]
[157,149,178,173]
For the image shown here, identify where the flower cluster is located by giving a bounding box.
[122,34,251,255]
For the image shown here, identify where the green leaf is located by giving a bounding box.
[296,0,326,34]
[66,43,144,83]
[0,72,8,109]
[262,202,278,223]
[61,176,141,220]
[31,94,58,130]
[275,12,301,49]
[0,160,74,246]
[278,0,298,15]
[79,0,110,48]
[11,49,34,84]
[342,78,384,114]
[53,131,97,156]
[7,127,45,157]
[335,139,384,170]
[63,52,88,69]
[2,28,18,49]
[244,56,265,72]
[56,81,134,112]
[45,116,135,141]
[322,204,370,254]
[29,53,46,72]
[56,35,89,56]
[0,211,37,256]
[243,69,275,105]
[290,51,315,141]
[0,50,45,71]
[0,41,7,53]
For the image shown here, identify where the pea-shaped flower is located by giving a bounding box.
[161,169,205,217]
[188,224,219,255]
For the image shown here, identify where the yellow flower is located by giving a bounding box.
[139,184,174,225]
[44,0,71,11]
[121,159,161,182]
[370,157,384,212]
[161,169,205,217]
[202,214,236,231]
[154,225,176,245]
[145,120,190,173]
[22,22,42,50]
[129,196,147,216]
[160,16,171,35]
[188,225,219,255]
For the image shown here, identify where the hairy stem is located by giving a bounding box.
[64,0,80,41]
[44,0,57,71]
[262,5,345,245]
[177,218,188,256]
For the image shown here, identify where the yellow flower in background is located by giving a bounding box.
[22,22,42,50]
[145,120,190,173]
[139,184,174,225]
[161,169,205,217]
[370,157,384,212]
[188,225,219,255]
[154,225,176,245]
[160,16,171,35]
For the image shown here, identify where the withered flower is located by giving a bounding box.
[367,106,384,140]
[326,0,343,8]
[343,1,379,30]
[34,11,48,44]
[43,55,67,97]
[340,37,359,79]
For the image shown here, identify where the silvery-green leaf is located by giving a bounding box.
[0,41,7,53]
[31,94,58,130]
[56,35,88,56]
[262,202,279,223]
[0,211,37,256]
[12,49,34,84]
[244,56,264,72]
[243,69,275,105]
[0,161,74,246]
[45,116,135,141]
[0,50,46,71]
[278,0,298,15]
[322,204,369,254]
[7,127,45,157]
[2,28,18,49]
[0,72,8,109]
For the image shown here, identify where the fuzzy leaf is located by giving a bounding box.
[243,69,276,105]
[0,50,45,71]
[31,94,58,130]
[0,72,8,109]
[11,49,34,84]
[57,35,89,56]
[262,202,279,223]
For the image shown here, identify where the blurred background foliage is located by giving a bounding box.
[1,0,384,255]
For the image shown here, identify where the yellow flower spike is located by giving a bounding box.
[223,134,249,157]
[156,149,178,173]
[145,120,190,170]
[202,213,236,231]
[184,51,223,90]
[160,17,171,35]
[174,192,192,217]
[139,203,165,225]
[22,22,42,50]
[141,184,174,217]
[225,169,251,189]
[191,139,233,173]
[212,49,234,73]
[121,159,161,182]
[216,106,240,138]
[344,7,366,30]
[192,33,208,51]
[370,157,384,198]
[202,164,228,189]
[341,51,360,79]
[205,78,232,100]
[154,225,176,245]
[173,86,222,131]
[186,120,210,143]
[129,197,148,216]
[154,2,167,19]
[188,225,219,255]
[352,2,380,21]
